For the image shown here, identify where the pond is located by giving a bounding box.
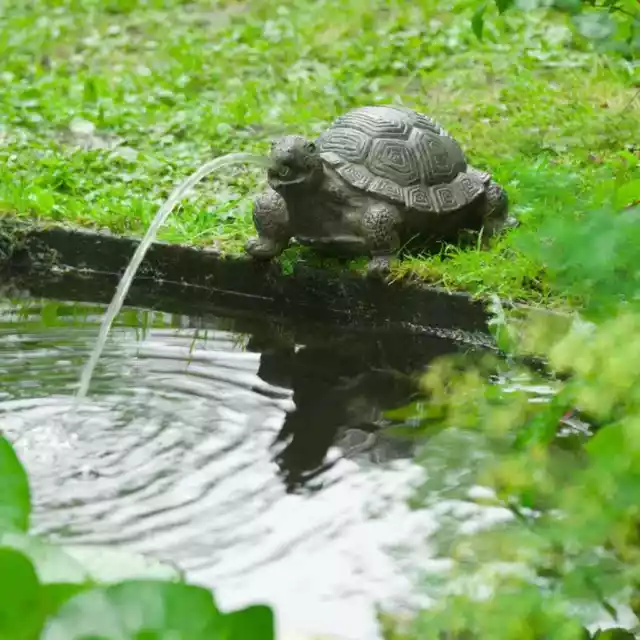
[0,292,542,640]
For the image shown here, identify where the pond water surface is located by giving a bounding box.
[0,294,531,640]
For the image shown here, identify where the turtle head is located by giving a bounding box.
[267,135,323,192]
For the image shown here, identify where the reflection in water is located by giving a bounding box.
[0,296,493,640]
[248,330,469,492]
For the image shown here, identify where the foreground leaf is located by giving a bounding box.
[0,547,43,639]
[222,604,275,640]
[41,583,92,618]
[0,532,88,583]
[0,533,183,585]
[494,0,514,13]
[593,629,637,639]
[63,545,183,583]
[0,436,30,532]
[42,580,224,640]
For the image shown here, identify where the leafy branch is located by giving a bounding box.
[472,0,640,58]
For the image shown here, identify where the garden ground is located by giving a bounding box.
[1,0,638,308]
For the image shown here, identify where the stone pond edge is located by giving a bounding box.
[0,214,568,345]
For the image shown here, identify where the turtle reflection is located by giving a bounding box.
[247,327,477,493]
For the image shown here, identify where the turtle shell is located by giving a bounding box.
[316,105,487,214]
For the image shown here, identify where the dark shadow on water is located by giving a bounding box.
[245,324,485,492]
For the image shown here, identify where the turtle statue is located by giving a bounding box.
[245,105,514,275]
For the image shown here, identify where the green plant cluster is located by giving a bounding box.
[473,0,639,58]
[380,200,640,638]
[376,10,640,634]
[0,436,275,639]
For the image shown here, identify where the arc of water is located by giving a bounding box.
[76,153,272,400]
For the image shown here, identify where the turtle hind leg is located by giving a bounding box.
[245,189,292,259]
[361,202,401,277]
[481,180,517,239]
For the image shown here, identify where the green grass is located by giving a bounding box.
[0,0,638,307]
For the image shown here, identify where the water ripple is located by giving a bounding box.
[1,298,464,640]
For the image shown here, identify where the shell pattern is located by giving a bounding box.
[316,105,488,214]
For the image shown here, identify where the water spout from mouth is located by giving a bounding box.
[75,152,273,401]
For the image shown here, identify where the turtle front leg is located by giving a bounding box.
[245,188,292,260]
[361,202,401,277]
[481,180,517,242]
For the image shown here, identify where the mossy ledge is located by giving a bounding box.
[0,213,503,345]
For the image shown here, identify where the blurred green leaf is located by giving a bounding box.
[0,532,183,585]
[552,0,583,12]
[0,436,30,533]
[0,547,44,639]
[0,532,89,583]
[472,4,487,39]
[514,204,640,319]
[593,629,637,639]
[221,604,275,640]
[495,0,514,13]
[614,179,640,209]
[62,545,183,583]
[384,401,423,422]
[83,78,99,104]
[573,12,617,40]
[514,390,573,449]
[42,581,224,640]
[41,583,92,619]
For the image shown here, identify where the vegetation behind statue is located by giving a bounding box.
[379,2,640,637]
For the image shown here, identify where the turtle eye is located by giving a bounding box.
[278,165,292,178]
[307,142,317,153]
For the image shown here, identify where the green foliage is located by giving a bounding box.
[0,548,43,639]
[42,582,274,640]
[475,0,640,58]
[385,195,640,638]
[0,437,30,532]
[0,435,275,639]
[515,204,640,320]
